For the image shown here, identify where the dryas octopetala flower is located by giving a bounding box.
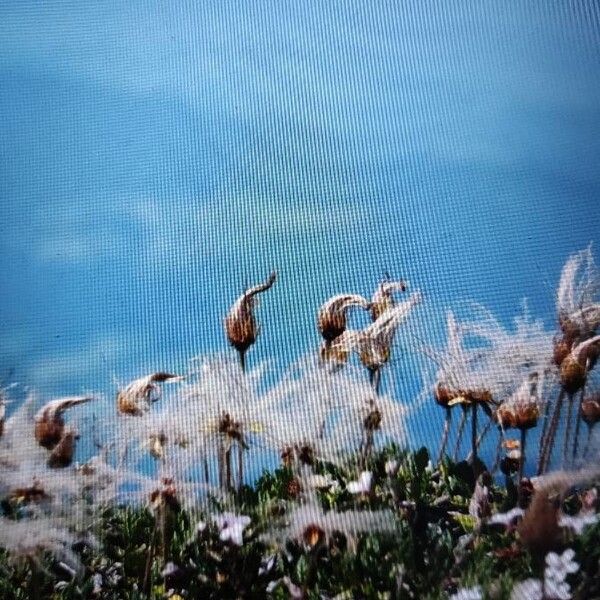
[116,372,182,416]
[370,278,407,321]
[559,335,600,394]
[224,271,277,354]
[214,513,251,546]
[34,396,92,449]
[347,470,373,495]
[317,293,370,343]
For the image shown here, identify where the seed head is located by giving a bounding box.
[47,427,79,469]
[581,394,600,426]
[224,271,276,353]
[34,396,91,449]
[370,279,407,321]
[117,372,182,416]
[317,294,370,342]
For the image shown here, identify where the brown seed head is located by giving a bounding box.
[34,396,91,449]
[149,433,167,460]
[553,335,572,367]
[224,271,276,353]
[303,523,326,549]
[370,279,407,321]
[560,357,587,395]
[9,481,51,505]
[149,477,181,513]
[319,339,350,366]
[496,402,540,431]
[47,428,79,469]
[317,294,370,342]
[434,384,454,408]
[117,373,182,416]
[581,394,600,426]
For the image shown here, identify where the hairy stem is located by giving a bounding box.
[437,408,451,464]
[539,388,566,474]
[470,404,478,465]
[453,407,468,462]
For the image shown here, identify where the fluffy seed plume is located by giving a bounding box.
[317,294,370,343]
[224,271,277,357]
[117,373,183,416]
[370,278,407,321]
[34,396,92,449]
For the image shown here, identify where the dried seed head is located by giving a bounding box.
[47,427,78,469]
[581,395,600,426]
[149,433,167,460]
[34,396,91,449]
[302,523,326,549]
[560,357,587,395]
[434,384,454,408]
[224,271,276,353]
[553,336,572,367]
[286,477,302,499]
[363,404,382,432]
[117,372,182,416]
[8,480,51,505]
[370,279,407,321]
[319,339,350,366]
[317,294,370,342]
[496,402,540,431]
[149,478,181,513]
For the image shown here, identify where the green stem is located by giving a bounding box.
[453,407,468,462]
[437,408,451,464]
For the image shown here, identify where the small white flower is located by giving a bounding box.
[544,578,572,600]
[92,573,103,594]
[305,474,338,491]
[214,513,251,546]
[196,520,207,533]
[559,512,599,535]
[510,578,542,600]
[487,507,525,527]
[448,585,482,600]
[258,554,276,576]
[347,471,373,494]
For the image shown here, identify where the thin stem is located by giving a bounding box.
[470,404,478,465]
[437,408,452,464]
[143,524,158,596]
[453,407,468,462]
[583,425,593,460]
[370,368,382,395]
[562,394,574,467]
[537,396,553,472]
[466,419,493,463]
[539,388,566,474]
[239,349,246,373]
[518,428,527,482]
[237,442,244,491]
[491,427,504,475]
[225,447,232,491]
[572,367,589,460]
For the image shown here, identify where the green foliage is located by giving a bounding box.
[0,446,598,599]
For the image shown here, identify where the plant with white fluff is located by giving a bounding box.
[347,470,373,495]
[214,513,251,546]
[448,585,482,600]
[264,501,395,554]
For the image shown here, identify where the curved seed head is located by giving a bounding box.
[224,271,277,353]
[370,279,407,321]
[117,373,182,416]
[34,396,92,449]
[47,427,79,469]
[317,294,370,342]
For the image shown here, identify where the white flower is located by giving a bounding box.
[487,507,525,527]
[510,578,542,600]
[559,512,599,535]
[544,578,572,600]
[92,573,103,594]
[195,520,207,534]
[258,554,276,576]
[305,474,339,491]
[546,548,579,580]
[448,585,482,600]
[347,471,373,494]
[214,513,251,546]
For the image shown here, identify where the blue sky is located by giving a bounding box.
[1,0,599,456]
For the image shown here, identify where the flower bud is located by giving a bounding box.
[317,294,370,342]
[581,395,600,426]
[34,396,91,449]
[224,271,276,353]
